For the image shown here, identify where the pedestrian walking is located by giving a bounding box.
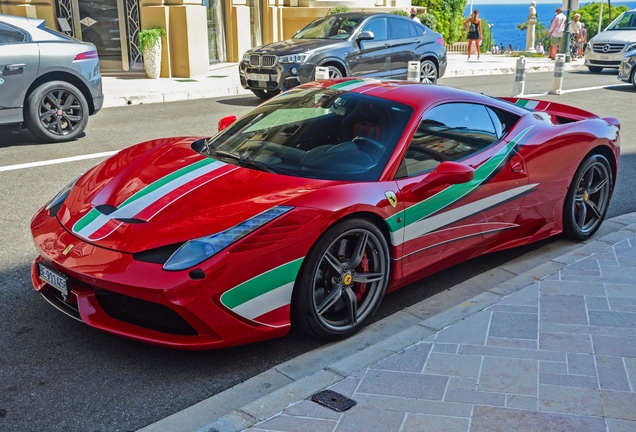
[409,7,421,24]
[547,7,566,59]
[463,10,483,60]
[569,13,583,59]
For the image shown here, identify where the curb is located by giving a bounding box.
[138,213,636,432]
[102,61,588,109]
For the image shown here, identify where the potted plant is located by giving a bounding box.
[138,28,166,79]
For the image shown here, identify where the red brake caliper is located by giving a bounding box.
[354,253,370,302]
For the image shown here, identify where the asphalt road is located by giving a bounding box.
[1,70,634,432]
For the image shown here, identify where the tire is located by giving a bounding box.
[291,218,390,340]
[251,89,281,100]
[323,64,344,79]
[631,68,636,89]
[420,59,438,84]
[24,81,89,143]
[562,154,613,241]
[588,66,603,73]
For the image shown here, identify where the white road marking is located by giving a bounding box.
[523,83,630,98]
[0,151,118,173]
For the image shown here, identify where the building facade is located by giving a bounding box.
[1,0,410,77]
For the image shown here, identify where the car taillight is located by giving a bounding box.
[74,50,99,60]
[437,37,445,46]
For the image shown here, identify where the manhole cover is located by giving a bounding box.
[311,390,356,412]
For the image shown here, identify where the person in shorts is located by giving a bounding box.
[463,10,483,60]
[547,8,566,59]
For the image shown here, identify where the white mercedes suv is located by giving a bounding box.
[585,9,636,73]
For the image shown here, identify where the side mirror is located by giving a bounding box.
[218,115,237,132]
[411,161,474,195]
[357,31,375,41]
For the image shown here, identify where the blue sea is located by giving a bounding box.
[464,1,636,50]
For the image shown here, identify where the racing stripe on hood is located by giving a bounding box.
[72,158,230,241]
[386,126,534,246]
[328,78,381,92]
[220,257,304,327]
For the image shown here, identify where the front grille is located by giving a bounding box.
[261,55,277,67]
[588,60,622,66]
[249,54,276,67]
[95,290,197,335]
[592,43,625,53]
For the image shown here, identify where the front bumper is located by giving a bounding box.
[239,60,317,92]
[585,49,625,69]
[30,209,290,350]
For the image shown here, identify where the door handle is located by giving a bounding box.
[511,161,524,173]
[414,40,421,43]
[5,64,26,71]
[384,43,392,48]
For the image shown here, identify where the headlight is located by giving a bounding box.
[242,52,251,61]
[163,206,293,271]
[279,54,308,63]
[45,175,81,216]
[626,43,636,52]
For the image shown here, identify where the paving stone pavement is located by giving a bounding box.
[245,228,636,432]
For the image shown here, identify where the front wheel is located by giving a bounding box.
[588,66,603,73]
[420,60,439,84]
[24,81,89,143]
[251,89,281,100]
[631,68,636,89]
[562,154,613,241]
[291,219,390,340]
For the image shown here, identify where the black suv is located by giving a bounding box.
[239,12,447,99]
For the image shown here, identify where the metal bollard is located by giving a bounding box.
[407,61,420,82]
[549,54,566,95]
[512,56,526,97]
[315,66,329,80]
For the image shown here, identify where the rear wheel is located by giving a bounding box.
[588,66,603,73]
[420,60,438,84]
[24,81,89,143]
[252,89,281,100]
[562,154,613,241]
[292,219,390,340]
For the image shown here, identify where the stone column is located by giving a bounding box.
[525,2,537,53]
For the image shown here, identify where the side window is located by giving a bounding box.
[409,22,423,37]
[400,103,499,178]
[362,18,387,41]
[0,23,27,45]
[389,18,411,39]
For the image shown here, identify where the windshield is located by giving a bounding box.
[201,87,413,181]
[606,11,636,30]
[293,15,364,40]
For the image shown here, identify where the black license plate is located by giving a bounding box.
[37,262,69,297]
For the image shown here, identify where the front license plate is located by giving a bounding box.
[249,73,270,81]
[600,55,610,60]
[38,262,69,297]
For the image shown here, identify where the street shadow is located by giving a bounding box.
[604,84,635,93]
[216,96,261,107]
[0,127,87,149]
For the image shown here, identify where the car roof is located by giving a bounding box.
[304,78,527,115]
[0,13,44,29]
[330,12,407,19]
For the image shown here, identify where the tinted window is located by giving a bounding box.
[362,18,387,41]
[202,87,413,182]
[409,22,422,37]
[294,15,363,40]
[0,23,26,45]
[399,103,499,178]
[607,11,636,30]
[390,18,411,39]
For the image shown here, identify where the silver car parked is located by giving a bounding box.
[0,14,103,142]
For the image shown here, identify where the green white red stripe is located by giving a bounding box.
[386,126,535,246]
[220,257,304,327]
[73,158,232,241]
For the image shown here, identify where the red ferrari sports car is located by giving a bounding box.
[31,78,620,349]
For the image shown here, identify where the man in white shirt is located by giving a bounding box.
[547,8,566,59]
[410,7,421,23]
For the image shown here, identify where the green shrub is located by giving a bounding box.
[419,13,437,31]
[138,28,166,53]
[328,6,350,15]
[391,9,409,16]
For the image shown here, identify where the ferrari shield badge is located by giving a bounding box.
[385,191,398,208]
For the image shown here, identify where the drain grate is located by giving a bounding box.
[311,390,357,412]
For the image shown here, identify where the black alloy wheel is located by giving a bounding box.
[25,81,89,143]
[325,65,344,79]
[292,219,390,340]
[563,154,613,240]
[420,60,438,84]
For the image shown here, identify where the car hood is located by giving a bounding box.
[592,30,636,43]
[252,38,344,56]
[57,137,332,253]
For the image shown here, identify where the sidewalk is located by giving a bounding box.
[140,213,636,432]
[102,54,588,108]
